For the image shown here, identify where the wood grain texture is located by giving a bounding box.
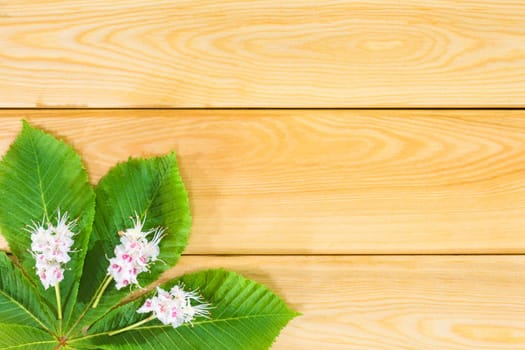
[0,110,523,254]
[170,255,525,349]
[1,1,525,107]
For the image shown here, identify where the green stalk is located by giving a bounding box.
[65,275,112,338]
[55,284,62,320]
[108,315,156,336]
[55,283,63,335]
[92,275,113,309]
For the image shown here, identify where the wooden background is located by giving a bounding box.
[1,1,525,349]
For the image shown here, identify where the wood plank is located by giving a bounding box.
[1,1,525,107]
[170,255,525,349]
[0,110,524,253]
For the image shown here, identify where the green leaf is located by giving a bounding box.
[0,252,54,330]
[72,269,299,350]
[0,121,95,326]
[73,153,191,331]
[0,323,56,349]
[0,123,297,350]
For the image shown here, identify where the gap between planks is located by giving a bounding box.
[2,108,525,111]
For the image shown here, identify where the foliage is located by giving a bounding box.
[0,122,297,349]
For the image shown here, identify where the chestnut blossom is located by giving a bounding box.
[28,210,76,289]
[107,215,165,289]
[137,285,211,328]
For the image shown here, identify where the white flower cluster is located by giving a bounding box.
[29,211,76,289]
[107,215,165,289]
[138,285,211,328]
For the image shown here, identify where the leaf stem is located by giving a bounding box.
[55,283,63,335]
[108,315,156,336]
[65,274,112,338]
[92,275,112,309]
[55,284,62,320]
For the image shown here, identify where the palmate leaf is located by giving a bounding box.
[0,121,95,327]
[0,252,54,330]
[71,269,299,349]
[0,123,297,349]
[72,154,191,331]
[0,323,56,349]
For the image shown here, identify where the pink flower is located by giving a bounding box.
[137,285,211,328]
[107,215,165,290]
[28,210,76,289]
